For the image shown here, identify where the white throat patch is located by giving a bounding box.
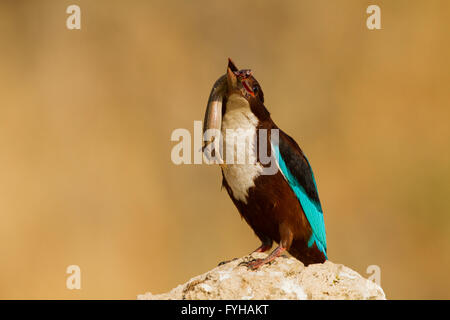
[221,94,263,203]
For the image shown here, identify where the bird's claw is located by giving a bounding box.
[218,258,238,266]
[238,255,254,267]
[247,259,265,270]
[238,256,266,270]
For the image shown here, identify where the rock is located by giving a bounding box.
[137,253,386,300]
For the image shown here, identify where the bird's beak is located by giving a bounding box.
[227,58,238,92]
[226,58,254,97]
[228,57,238,72]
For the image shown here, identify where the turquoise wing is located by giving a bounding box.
[271,133,327,258]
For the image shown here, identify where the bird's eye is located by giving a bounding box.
[252,86,259,94]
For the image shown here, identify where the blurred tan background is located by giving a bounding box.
[0,0,449,299]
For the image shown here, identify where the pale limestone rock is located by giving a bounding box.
[137,253,386,300]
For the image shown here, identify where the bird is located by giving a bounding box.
[203,59,327,269]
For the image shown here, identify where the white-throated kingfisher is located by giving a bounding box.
[203,59,327,269]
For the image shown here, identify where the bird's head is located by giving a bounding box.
[226,58,264,104]
[203,59,270,155]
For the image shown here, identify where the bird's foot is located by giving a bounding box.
[238,258,273,270]
[237,255,255,267]
[239,246,286,270]
[247,258,266,270]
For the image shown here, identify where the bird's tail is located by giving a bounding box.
[288,241,327,266]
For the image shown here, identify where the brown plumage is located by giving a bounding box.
[221,123,326,267]
[204,59,327,269]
